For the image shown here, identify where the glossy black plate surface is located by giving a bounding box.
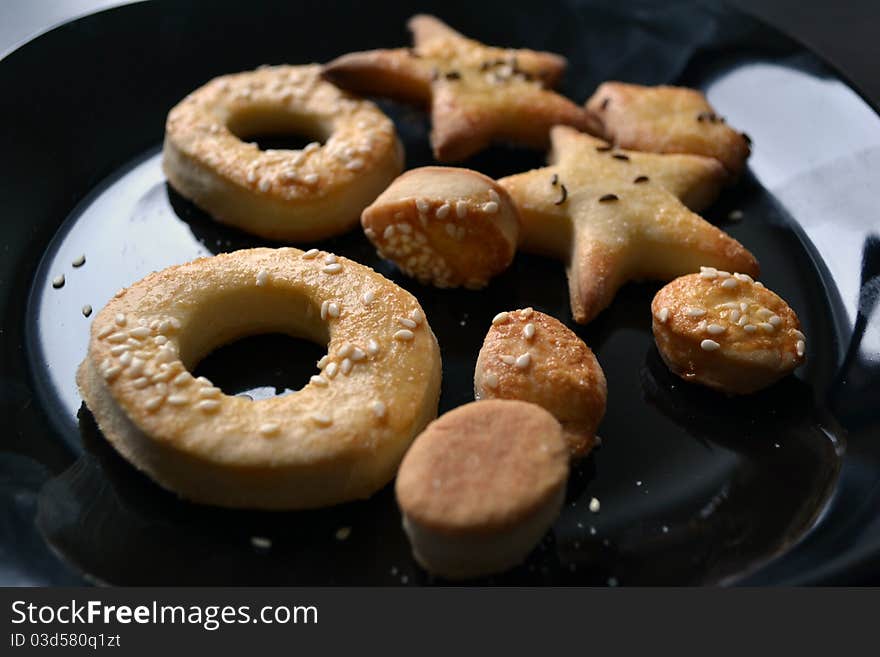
[2,0,879,585]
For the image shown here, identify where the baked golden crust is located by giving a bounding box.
[585,82,751,178]
[163,64,404,241]
[322,15,593,161]
[396,399,567,533]
[361,167,520,289]
[651,270,806,394]
[498,126,757,324]
[474,308,606,457]
[77,247,442,509]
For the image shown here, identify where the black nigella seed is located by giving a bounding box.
[445,71,461,80]
[600,97,610,110]
[633,175,649,184]
[612,153,630,161]
[596,144,612,152]
[408,48,421,58]
[554,184,568,205]
[742,132,752,145]
[550,173,559,186]
[599,194,619,202]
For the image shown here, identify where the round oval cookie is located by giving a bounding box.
[163,64,404,241]
[474,308,607,458]
[651,268,806,394]
[396,400,568,579]
[361,167,520,289]
[77,247,442,509]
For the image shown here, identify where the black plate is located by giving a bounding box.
[2,0,879,586]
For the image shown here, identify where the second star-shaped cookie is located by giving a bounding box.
[499,126,759,324]
[322,14,592,161]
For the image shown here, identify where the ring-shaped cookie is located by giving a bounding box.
[77,247,442,509]
[163,65,404,241]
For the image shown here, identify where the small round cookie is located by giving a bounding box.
[77,247,441,509]
[474,308,607,458]
[396,400,568,579]
[163,64,404,241]
[361,167,520,289]
[651,268,806,394]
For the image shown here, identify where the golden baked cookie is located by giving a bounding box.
[651,269,806,394]
[77,247,442,509]
[474,308,606,458]
[499,126,758,324]
[396,400,568,579]
[585,82,751,178]
[163,64,404,241]
[361,167,520,289]
[322,14,593,161]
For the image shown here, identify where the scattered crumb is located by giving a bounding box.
[82,304,92,317]
[589,497,601,513]
[52,274,65,289]
[728,209,744,221]
[250,536,272,550]
[400,575,409,584]
[607,576,619,587]
[335,526,352,541]
[72,254,86,268]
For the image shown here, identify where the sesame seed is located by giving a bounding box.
[129,326,151,339]
[166,394,188,406]
[367,339,380,355]
[721,278,739,289]
[416,198,430,213]
[796,340,806,357]
[320,300,329,320]
[340,358,353,375]
[195,399,220,414]
[397,317,417,329]
[701,339,721,351]
[383,225,396,239]
[500,354,515,365]
[393,329,414,341]
[706,323,725,335]
[686,307,707,318]
[362,290,375,305]
[744,324,758,333]
[144,396,163,411]
[324,254,338,265]
[312,413,333,426]
[758,322,775,333]
[350,347,366,361]
[740,303,749,312]
[492,311,509,325]
[303,248,319,259]
[303,173,319,184]
[456,200,468,218]
[338,343,353,358]
[769,315,782,327]
[409,308,424,325]
[657,307,670,323]
[738,315,749,327]
[716,270,731,279]
[445,223,456,237]
[118,351,133,366]
[371,400,387,418]
[310,375,328,387]
[327,302,340,318]
[488,189,500,204]
[484,372,499,389]
[734,273,753,283]
[524,323,536,340]
[106,332,128,344]
[435,203,450,219]
[325,362,338,378]
[589,498,601,513]
[72,254,86,268]
[115,313,127,326]
[81,305,93,318]
[154,335,168,346]
[482,201,499,214]
[515,353,531,369]
[132,377,150,389]
[172,372,189,386]
[259,422,280,437]
[322,263,342,274]
[246,169,257,184]
[109,345,128,356]
[258,178,271,192]
[335,527,352,541]
[346,159,364,171]
[198,387,221,398]
[793,329,805,341]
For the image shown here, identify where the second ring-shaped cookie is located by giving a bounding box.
[76,247,442,509]
[163,65,404,241]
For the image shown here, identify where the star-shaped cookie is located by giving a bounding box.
[322,14,593,161]
[585,82,751,178]
[498,126,759,324]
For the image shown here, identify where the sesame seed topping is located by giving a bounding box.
[327,302,340,318]
[310,375,328,387]
[393,329,414,341]
[796,340,806,357]
[106,332,128,344]
[701,339,721,351]
[734,273,753,283]
[132,377,150,389]
[484,373,499,389]
[589,498,601,513]
[371,401,387,419]
[338,343,353,358]
[488,189,501,204]
[325,362,339,378]
[758,322,775,333]
[397,317,417,329]
[303,173,319,184]
[350,347,366,361]
[515,353,531,369]
[740,303,749,312]
[195,399,220,413]
[324,254,337,264]
[303,248,319,259]
[144,396,163,411]
[769,315,782,327]
[340,358,353,375]
[744,324,758,333]
[110,345,129,356]
[119,351,132,366]
[524,323,536,340]
[706,323,725,335]
[115,313,127,326]
[312,413,333,426]
[435,203,450,219]
[367,339,380,355]
[322,263,342,274]
[166,394,188,406]
[409,308,424,325]
[456,201,468,218]
[72,254,86,268]
[172,372,189,386]
[482,201,499,214]
[81,304,93,318]
[258,178,271,192]
[129,326,151,339]
[345,158,364,171]
[793,329,805,341]
[500,354,516,365]
[383,225,396,239]
[721,278,739,289]
[362,290,375,305]
[686,307,707,318]
[154,335,168,346]
[657,307,670,323]
[198,387,221,398]
[416,198,430,213]
[52,274,65,289]
[492,311,509,325]
[103,365,121,381]
[259,422,280,437]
